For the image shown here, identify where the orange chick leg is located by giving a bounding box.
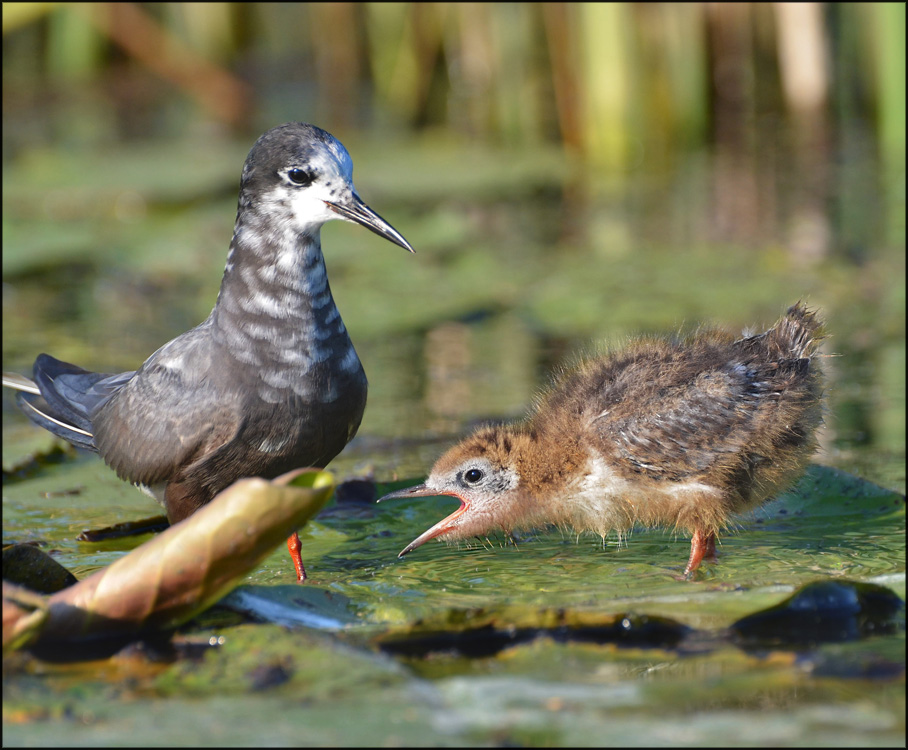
[683,528,717,577]
[287,531,308,582]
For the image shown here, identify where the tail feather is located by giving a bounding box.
[736,302,825,361]
[4,354,133,453]
[2,371,40,395]
[30,354,110,435]
[15,391,97,451]
[770,303,825,359]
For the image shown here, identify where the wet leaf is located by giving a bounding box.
[2,543,78,594]
[732,579,905,648]
[15,469,334,654]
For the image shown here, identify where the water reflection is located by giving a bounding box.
[2,142,904,495]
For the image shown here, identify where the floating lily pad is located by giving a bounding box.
[732,579,905,647]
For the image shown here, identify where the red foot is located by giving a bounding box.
[287,531,307,582]
[683,529,717,578]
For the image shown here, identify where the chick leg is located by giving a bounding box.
[683,528,717,577]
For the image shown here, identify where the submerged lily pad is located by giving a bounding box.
[732,579,905,647]
[375,578,905,663]
[219,584,358,630]
[2,543,78,594]
[377,608,691,659]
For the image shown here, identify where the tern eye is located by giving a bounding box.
[463,468,484,484]
[287,168,315,186]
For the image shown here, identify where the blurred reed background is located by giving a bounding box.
[2,3,905,488]
[3,4,903,189]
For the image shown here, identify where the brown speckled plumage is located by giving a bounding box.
[380,303,825,577]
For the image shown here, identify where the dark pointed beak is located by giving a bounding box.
[377,483,441,503]
[325,193,414,253]
[377,483,469,557]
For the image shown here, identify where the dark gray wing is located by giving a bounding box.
[90,327,243,487]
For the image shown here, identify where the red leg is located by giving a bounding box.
[287,531,307,582]
[683,528,717,578]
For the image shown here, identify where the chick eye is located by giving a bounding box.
[287,168,315,186]
[463,468,484,484]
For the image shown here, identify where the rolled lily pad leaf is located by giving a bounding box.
[29,468,334,650]
[3,582,49,655]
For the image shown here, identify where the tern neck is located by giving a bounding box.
[209,207,361,389]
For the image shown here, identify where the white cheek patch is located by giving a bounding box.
[260,184,335,237]
[289,190,337,230]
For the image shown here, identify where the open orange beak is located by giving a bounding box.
[377,483,469,557]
